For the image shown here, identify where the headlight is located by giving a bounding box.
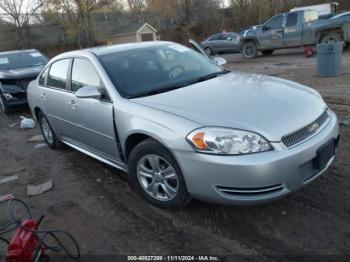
[187,127,271,155]
[2,93,15,101]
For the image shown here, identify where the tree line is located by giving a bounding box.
[1,0,350,54]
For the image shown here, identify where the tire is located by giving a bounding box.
[0,92,11,114]
[261,49,274,55]
[38,111,62,149]
[204,47,213,56]
[242,41,258,59]
[320,32,343,44]
[128,139,191,208]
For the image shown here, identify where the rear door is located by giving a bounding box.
[67,57,120,160]
[41,58,72,136]
[284,12,303,47]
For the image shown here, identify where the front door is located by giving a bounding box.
[284,12,302,47]
[67,57,121,161]
[260,14,285,49]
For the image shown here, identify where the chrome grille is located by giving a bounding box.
[282,110,330,148]
[215,184,285,198]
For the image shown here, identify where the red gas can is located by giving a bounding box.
[6,218,45,262]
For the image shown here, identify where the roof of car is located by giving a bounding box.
[89,41,172,56]
[0,49,39,56]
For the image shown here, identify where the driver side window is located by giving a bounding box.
[209,34,220,41]
[71,58,110,100]
[266,15,284,29]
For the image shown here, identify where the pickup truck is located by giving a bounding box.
[240,9,350,59]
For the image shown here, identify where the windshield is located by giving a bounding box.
[0,51,48,70]
[98,44,226,98]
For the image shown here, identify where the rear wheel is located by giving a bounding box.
[128,139,191,208]
[38,111,62,149]
[242,41,258,59]
[261,49,274,55]
[0,92,11,114]
[320,32,343,44]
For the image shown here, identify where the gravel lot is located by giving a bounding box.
[0,48,349,260]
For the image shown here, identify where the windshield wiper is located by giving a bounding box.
[128,84,187,99]
[191,70,229,84]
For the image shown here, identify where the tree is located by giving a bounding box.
[45,0,114,48]
[0,0,43,48]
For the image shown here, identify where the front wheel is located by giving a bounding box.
[242,41,258,59]
[320,32,342,44]
[204,47,213,56]
[128,139,191,208]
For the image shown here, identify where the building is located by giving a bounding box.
[106,22,159,45]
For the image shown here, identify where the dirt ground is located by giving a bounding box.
[0,48,349,261]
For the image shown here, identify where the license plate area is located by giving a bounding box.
[313,139,335,170]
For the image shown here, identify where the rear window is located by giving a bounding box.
[47,59,70,90]
[39,67,49,86]
[286,13,298,27]
[304,11,319,22]
[0,51,47,70]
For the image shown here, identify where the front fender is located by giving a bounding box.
[115,100,200,154]
[241,37,261,49]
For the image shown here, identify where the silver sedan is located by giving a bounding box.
[201,32,241,56]
[27,41,339,208]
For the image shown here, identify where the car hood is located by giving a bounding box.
[0,65,44,80]
[132,72,327,141]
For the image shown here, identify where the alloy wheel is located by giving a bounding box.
[137,154,179,201]
[41,116,54,144]
[245,44,255,57]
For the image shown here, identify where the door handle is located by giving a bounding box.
[40,93,46,100]
[67,100,77,109]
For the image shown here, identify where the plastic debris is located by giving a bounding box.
[0,175,18,185]
[34,143,47,149]
[20,116,36,129]
[27,135,44,143]
[0,194,14,203]
[340,119,350,127]
[27,180,53,196]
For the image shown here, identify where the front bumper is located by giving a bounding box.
[6,98,28,109]
[174,110,339,205]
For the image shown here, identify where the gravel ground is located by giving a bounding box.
[0,48,349,261]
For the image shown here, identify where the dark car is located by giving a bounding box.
[0,49,48,114]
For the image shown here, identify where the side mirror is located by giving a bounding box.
[213,57,227,66]
[75,85,101,99]
[262,25,269,31]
